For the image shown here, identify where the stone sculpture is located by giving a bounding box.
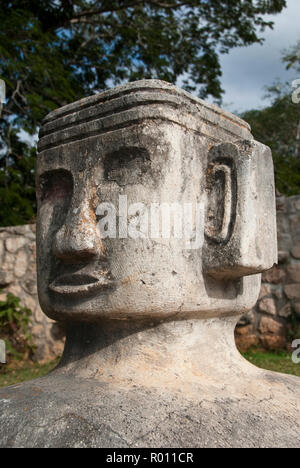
[0,80,299,448]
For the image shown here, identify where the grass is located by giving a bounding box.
[242,349,300,377]
[0,358,59,388]
[0,350,299,388]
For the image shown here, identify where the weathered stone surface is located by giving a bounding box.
[0,239,3,260]
[284,284,300,300]
[1,198,298,356]
[203,140,277,280]
[0,81,298,448]
[277,233,292,251]
[259,316,285,336]
[0,271,14,287]
[258,297,277,316]
[258,284,272,299]
[235,333,259,352]
[235,324,253,335]
[287,196,300,213]
[287,265,300,283]
[276,212,290,234]
[24,295,37,312]
[294,198,300,211]
[291,242,300,259]
[278,303,292,318]
[14,250,28,278]
[260,334,287,350]
[273,287,283,300]
[5,237,28,253]
[262,266,286,284]
[276,196,286,212]
[294,302,300,317]
[0,318,299,448]
[36,79,265,322]
[290,215,300,233]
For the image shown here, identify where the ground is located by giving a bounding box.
[0,350,299,388]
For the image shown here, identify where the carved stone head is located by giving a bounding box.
[36,80,277,322]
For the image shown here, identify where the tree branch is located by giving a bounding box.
[68,0,190,25]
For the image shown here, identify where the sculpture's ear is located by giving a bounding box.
[203,140,277,280]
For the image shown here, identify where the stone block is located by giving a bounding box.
[290,215,300,234]
[287,265,300,283]
[277,233,292,251]
[235,324,254,336]
[276,212,290,234]
[276,196,286,212]
[235,334,259,352]
[262,266,286,284]
[0,271,14,287]
[259,316,285,335]
[294,302,300,317]
[258,297,277,316]
[258,284,272,299]
[291,242,300,259]
[278,303,292,318]
[5,237,28,253]
[287,196,300,213]
[260,334,286,350]
[284,284,300,300]
[14,250,28,278]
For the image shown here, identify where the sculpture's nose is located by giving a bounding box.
[53,201,103,263]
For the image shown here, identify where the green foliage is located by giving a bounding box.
[0,358,60,388]
[0,0,287,226]
[0,290,35,364]
[241,41,300,196]
[0,135,36,227]
[242,92,300,196]
[242,349,300,377]
[283,40,300,72]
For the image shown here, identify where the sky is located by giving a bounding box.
[218,0,300,114]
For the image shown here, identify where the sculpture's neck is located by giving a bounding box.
[55,316,257,392]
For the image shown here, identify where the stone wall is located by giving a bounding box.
[0,194,299,361]
[0,225,64,362]
[235,194,300,351]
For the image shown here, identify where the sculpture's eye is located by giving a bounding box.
[38,170,73,203]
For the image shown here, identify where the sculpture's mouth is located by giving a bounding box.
[49,273,113,297]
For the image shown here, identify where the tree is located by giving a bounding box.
[0,134,36,226]
[242,93,300,196]
[242,42,300,195]
[283,39,300,72]
[241,40,300,196]
[0,0,287,226]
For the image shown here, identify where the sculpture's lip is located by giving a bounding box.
[49,274,113,297]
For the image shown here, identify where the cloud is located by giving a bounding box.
[218,0,300,113]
